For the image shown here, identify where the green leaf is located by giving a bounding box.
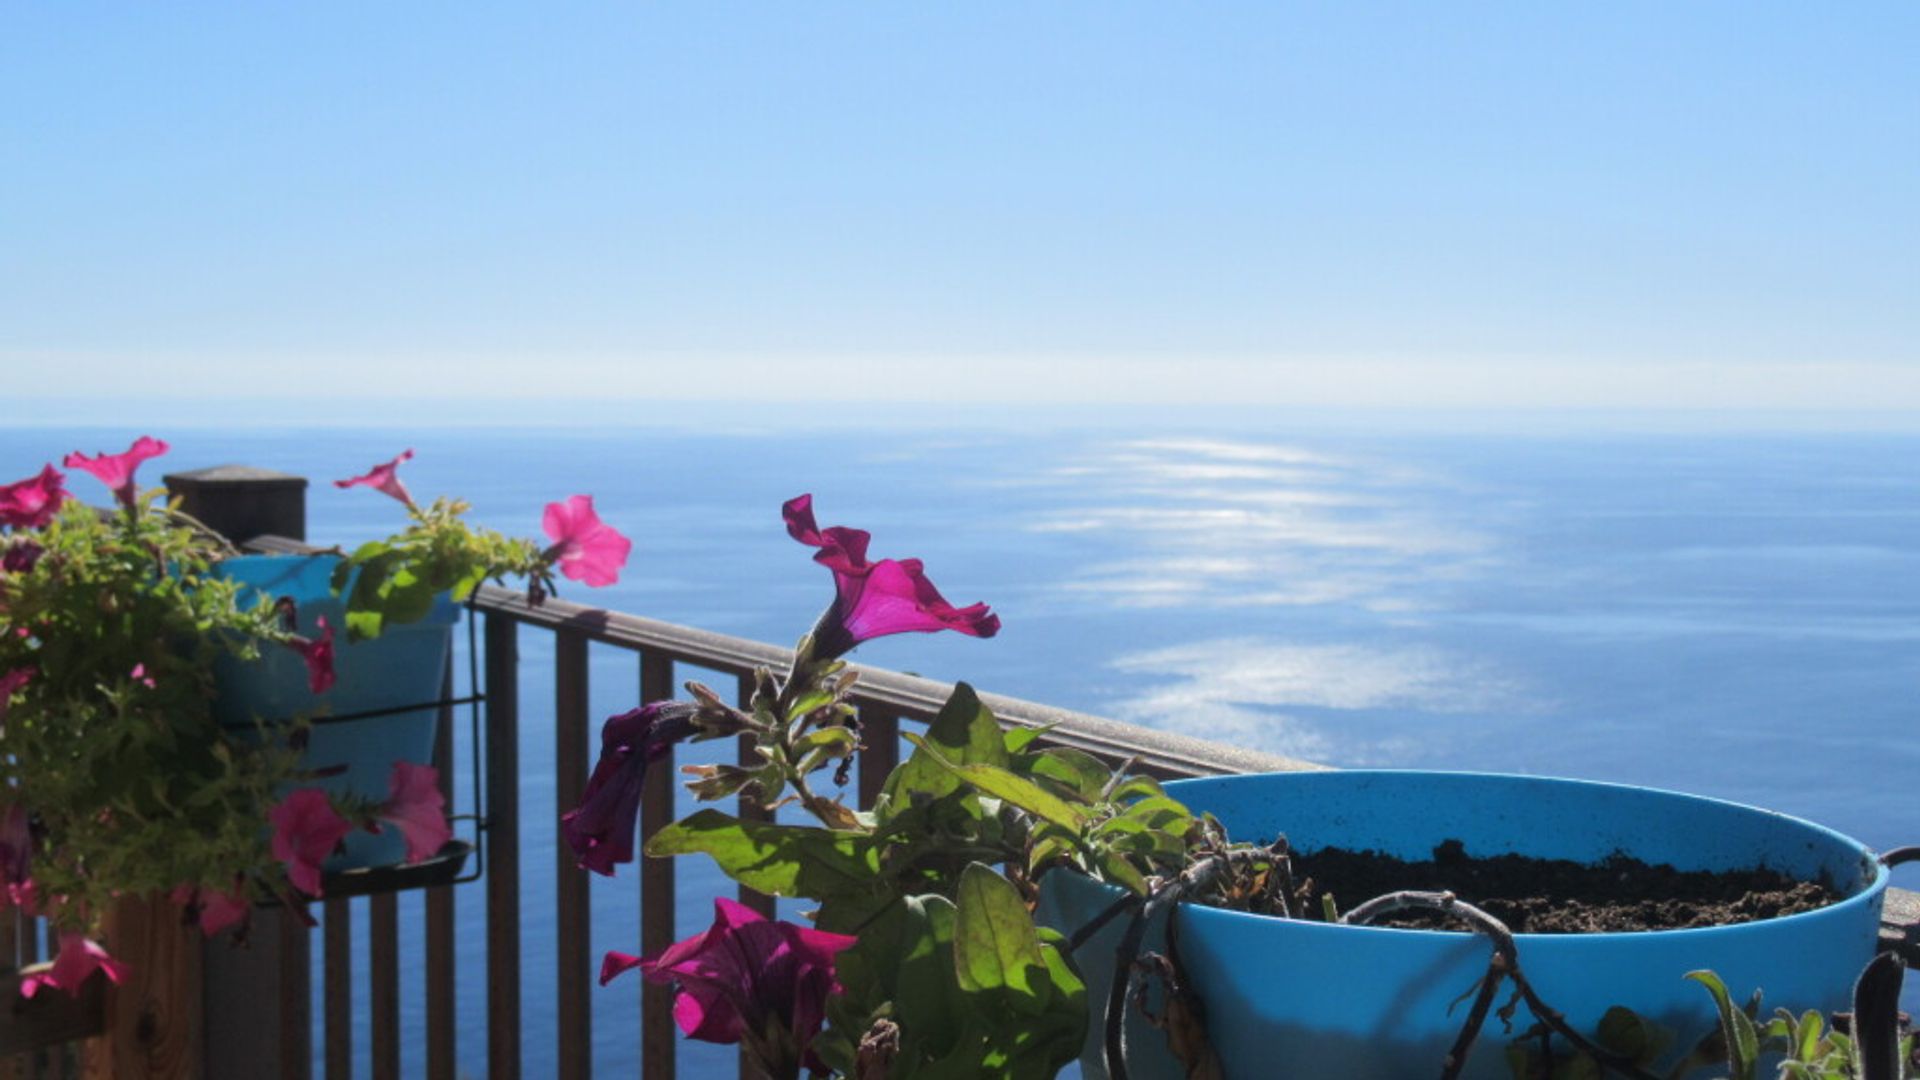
[1003,724,1048,753]
[953,862,1048,1011]
[905,742,1088,831]
[1023,747,1110,801]
[643,809,878,900]
[1594,1005,1670,1066]
[345,608,385,642]
[1116,794,1195,830]
[1105,775,1166,803]
[380,566,438,626]
[1026,833,1073,875]
[331,541,388,594]
[448,563,491,602]
[794,726,859,758]
[1093,846,1149,895]
[1793,1008,1825,1063]
[893,895,964,1056]
[1686,970,1758,1080]
[881,683,1008,815]
[785,688,836,722]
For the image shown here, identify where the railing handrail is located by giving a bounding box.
[466,583,1322,779]
[249,533,1319,778]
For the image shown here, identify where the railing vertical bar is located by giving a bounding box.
[858,706,901,811]
[424,661,456,1080]
[22,917,40,1080]
[322,898,351,1080]
[554,631,593,1080]
[734,672,777,920]
[484,613,523,1080]
[279,904,312,1080]
[638,653,676,1080]
[732,672,773,1080]
[0,912,13,1080]
[0,910,16,1080]
[368,894,400,1080]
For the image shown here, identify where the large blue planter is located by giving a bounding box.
[1040,771,1887,1080]
[210,553,458,870]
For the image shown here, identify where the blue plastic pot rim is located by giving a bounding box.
[211,552,462,627]
[1151,768,1889,943]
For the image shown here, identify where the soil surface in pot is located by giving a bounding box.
[1289,839,1840,932]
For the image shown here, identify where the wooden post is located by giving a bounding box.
[162,466,313,1080]
[163,465,308,548]
[80,898,203,1078]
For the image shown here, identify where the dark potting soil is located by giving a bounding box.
[1288,839,1840,933]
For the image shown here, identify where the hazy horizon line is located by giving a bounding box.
[8,397,1920,437]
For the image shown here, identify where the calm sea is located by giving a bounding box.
[7,420,1919,1074]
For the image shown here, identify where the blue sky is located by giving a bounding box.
[3,4,1916,421]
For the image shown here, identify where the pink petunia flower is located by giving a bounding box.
[0,465,69,529]
[269,788,354,897]
[20,933,130,999]
[561,701,698,875]
[169,880,250,937]
[542,495,631,588]
[0,667,30,728]
[63,437,169,511]
[602,897,857,1074]
[781,493,873,572]
[782,495,1000,661]
[334,449,416,508]
[283,616,335,694]
[377,762,451,864]
[129,664,156,690]
[3,539,44,573]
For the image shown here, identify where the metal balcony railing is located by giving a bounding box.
[458,582,1319,1080]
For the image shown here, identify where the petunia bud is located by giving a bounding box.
[680,763,756,801]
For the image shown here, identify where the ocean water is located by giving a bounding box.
[7,420,1920,1075]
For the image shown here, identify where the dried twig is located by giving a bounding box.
[1342,890,1664,1080]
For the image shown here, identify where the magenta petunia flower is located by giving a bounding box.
[269,788,353,897]
[378,762,451,864]
[0,667,30,728]
[781,493,873,572]
[782,494,1000,660]
[20,933,130,999]
[170,881,249,937]
[283,616,335,694]
[334,449,416,508]
[3,539,44,573]
[561,701,698,876]
[0,804,32,909]
[0,465,69,529]
[601,897,857,1072]
[542,494,631,588]
[63,436,169,511]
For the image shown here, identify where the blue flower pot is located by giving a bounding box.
[1039,771,1887,1080]
[210,553,458,871]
